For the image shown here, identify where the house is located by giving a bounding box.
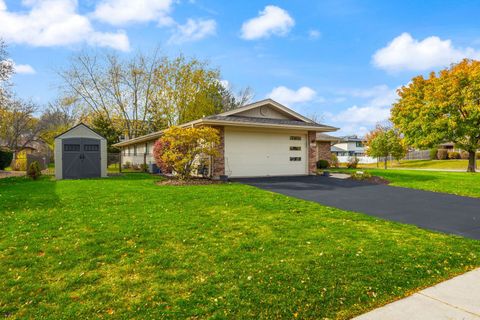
[113,99,338,178]
[331,135,377,164]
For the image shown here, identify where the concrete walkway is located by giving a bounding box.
[354,268,480,319]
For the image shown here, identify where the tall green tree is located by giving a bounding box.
[86,113,123,153]
[392,59,480,172]
[365,125,406,169]
[150,56,224,126]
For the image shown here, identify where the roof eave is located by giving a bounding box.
[112,132,163,147]
[113,119,339,147]
[214,99,316,124]
[190,119,338,132]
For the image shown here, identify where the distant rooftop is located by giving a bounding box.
[316,133,340,142]
[340,135,365,142]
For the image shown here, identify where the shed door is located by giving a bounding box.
[62,138,101,179]
[224,128,307,177]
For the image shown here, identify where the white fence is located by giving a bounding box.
[337,156,377,164]
[404,150,431,160]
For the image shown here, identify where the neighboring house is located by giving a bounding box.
[1,139,52,165]
[113,99,338,178]
[331,135,377,164]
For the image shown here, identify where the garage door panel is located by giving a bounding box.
[62,138,101,179]
[224,128,307,177]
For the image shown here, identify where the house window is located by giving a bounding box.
[64,144,80,152]
[123,148,126,156]
[128,147,131,156]
[290,146,301,151]
[84,144,99,152]
[145,143,149,154]
[290,157,302,161]
[290,136,301,141]
[356,141,363,148]
[133,145,137,156]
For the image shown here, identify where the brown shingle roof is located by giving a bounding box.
[204,115,332,128]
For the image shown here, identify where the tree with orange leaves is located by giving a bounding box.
[392,59,480,172]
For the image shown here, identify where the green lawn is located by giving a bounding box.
[339,169,480,198]
[1,175,479,319]
[358,159,476,170]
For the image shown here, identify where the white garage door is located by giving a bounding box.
[224,128,308,177]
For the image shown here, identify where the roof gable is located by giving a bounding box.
[218,99,314,123]
[55,123,105,140]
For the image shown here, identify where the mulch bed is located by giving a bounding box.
[0,171,25,179]
[363,176,390,185]
[156,177,226,186]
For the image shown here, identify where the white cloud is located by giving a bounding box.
[267,86,317,106]
[327,85,398,135]
[92,0,174,26]
[373,33,480,72]
[219,79,230,89]
[168,18,216,44]
[308,29,321,40]
[345,85,398,107]
[332,105,391,126]
[241,5,294,40]
[14,63,35,74]
[0,0,129,51]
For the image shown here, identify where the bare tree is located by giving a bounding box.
[235,86,254,107]
[58,50,254,139]
[0,39,14,105]
[0,97,41,152]
[58,50,161,139]
[218,84,254,111]
[36,98,80,149]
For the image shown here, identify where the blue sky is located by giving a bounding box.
[3,0,480,136]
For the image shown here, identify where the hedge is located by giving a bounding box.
[0,150,13,170]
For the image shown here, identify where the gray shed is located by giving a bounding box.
[54,123,107,180]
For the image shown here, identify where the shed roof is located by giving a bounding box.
[55,123,106,140]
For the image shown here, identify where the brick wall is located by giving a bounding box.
[316,141,332,163]
[211,126,225,178]
[308,131,317,174]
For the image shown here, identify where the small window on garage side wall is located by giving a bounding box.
[64,144,80,152]
[84,144,99,152]
[290,146,301,151]
[134,145,137,156]
[290,136,301,141]
[145,143,149,154]
[290,157,302,161]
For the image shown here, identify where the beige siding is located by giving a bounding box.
[121,140,156,168]
[235,105,292,119]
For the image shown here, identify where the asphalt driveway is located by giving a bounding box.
[235,175,480,240]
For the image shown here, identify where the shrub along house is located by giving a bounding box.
[113,99,338,178]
